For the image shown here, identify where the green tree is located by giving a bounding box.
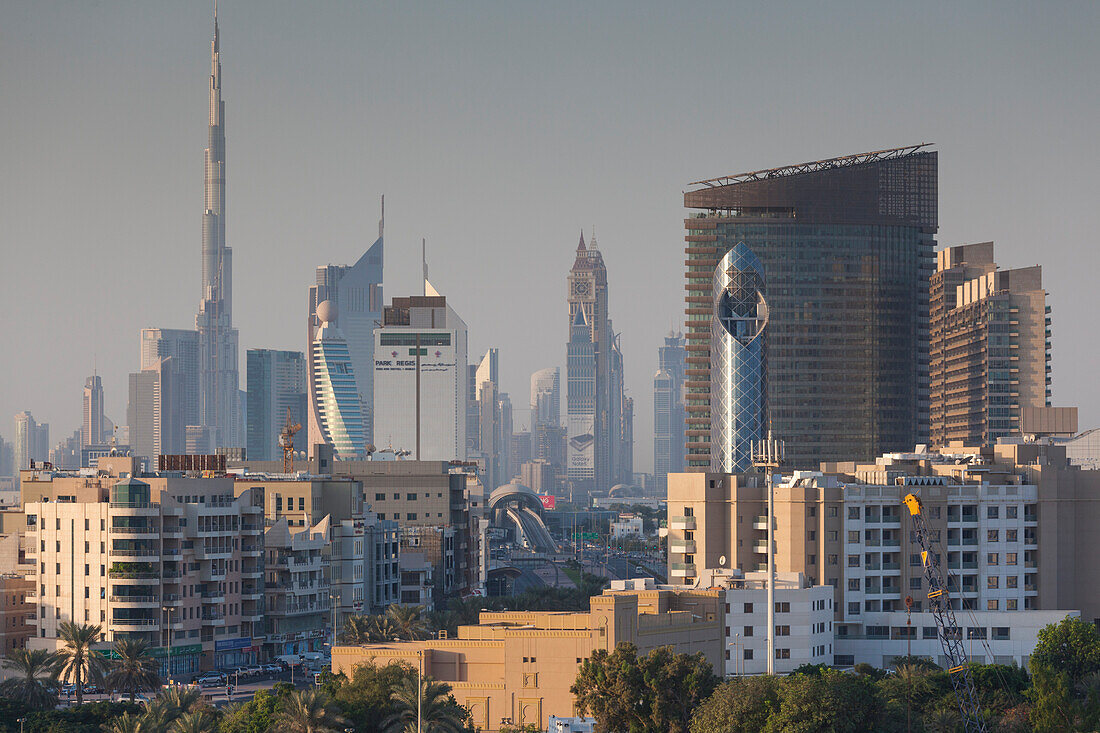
[1031,616,1100,684]
[637,646,719,733]
[325,662,417,731]
[105,638,161,703]
[385,605,429,641]
[171,710,216,733]
[272,689,348,733]
[764,668,889,732]
[0,648,61,711]
[55,622,108,706]
[103,711,144,733]
[923,703,961,733]
[339,615,377,644]
[381,676,471,733]
[688,676,780,733]
[218,690,281,733]
[1028,666,1078,732]
[571,644,647,732]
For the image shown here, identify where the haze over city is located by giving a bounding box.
[2,1,1098,472]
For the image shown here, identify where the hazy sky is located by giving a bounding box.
[2,1,1098,472]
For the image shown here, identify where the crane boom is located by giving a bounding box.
[903,493,987,732]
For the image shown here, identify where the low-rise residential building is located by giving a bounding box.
[0,574,35,661]
[667,441,1097,668]
[398,552,433,609]
[264,517,330,659]
[610,515,643,539]
[22,456,266,675]
[331,582,724,732]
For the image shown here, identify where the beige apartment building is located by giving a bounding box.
[332,582,724,732]
[22,456,265,675]
[0,574,35,660]
[667,441,1100,625]
[929,242,1052,447]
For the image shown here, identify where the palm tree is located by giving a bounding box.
[170,710,215,733]
[272,689,348,733]
[105,638,161,703]
[102,711,144,733]
[382,677,469,733]
[385,605,428,641]
[370,615,401,643]
[338,614,375,644]
[56,621,107,705]
[924,705,961,733]
[159,684,203,717]
[0,648,61,711]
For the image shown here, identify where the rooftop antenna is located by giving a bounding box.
[422,238,428,296]
[379,194,384,237]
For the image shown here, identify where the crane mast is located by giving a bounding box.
[903,493,987,732]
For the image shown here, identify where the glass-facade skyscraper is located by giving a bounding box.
[711,243,768,472]
[246,349,307,461]
[653,334,685,494]
[683,145,937,469]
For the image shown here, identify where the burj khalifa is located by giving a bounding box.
[195,6,240,449]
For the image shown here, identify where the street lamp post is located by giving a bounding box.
[161,605,174,685]
[17,718,26,733]
[417,648,423,733]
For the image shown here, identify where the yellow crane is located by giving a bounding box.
[903,492,987,732]
[279,408,302,473]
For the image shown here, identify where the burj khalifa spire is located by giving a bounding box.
[196,2,240,449]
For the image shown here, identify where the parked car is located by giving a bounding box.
[242,665,263,677]
[194,672,227,688]
[262,664,282,675]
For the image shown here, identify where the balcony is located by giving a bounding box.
[108,568,159,581]
[753,540,770,554]
[670,516,696,531]
[111,617,159,628]
[669,540,696,554]
[110,525,158,535]
[201,592,225,604]
[670,563,696,578]
[109,595,159,606]
[201,613,226,626]
[752,516,770,531]
[241,543,263,557]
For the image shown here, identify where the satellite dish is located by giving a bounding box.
[719,555,727,567]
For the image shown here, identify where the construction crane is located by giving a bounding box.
[903,493,987,732]
[279,408,302,473]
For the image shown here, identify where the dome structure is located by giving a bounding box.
[315,299,337,325]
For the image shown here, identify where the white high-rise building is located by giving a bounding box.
[309,301,367,459]
[373,292,467,460]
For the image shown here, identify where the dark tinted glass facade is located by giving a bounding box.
[683,148,937,470]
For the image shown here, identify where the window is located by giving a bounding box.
[298,497,305,511]
[407,493,417,501]
[987,553,999,565]
[807,531,816,541]
[987,530,999,542]
[827,531,838,541]
[808,507,816,517]
[848,507,859,520]
[828,507,838,517]
[775,602,790,613]
[993,627,1010,640]
[744,603,753,613]
[1007,599,1018,610]
[828,554,838,565]
[987,600,999,610]
[1006,529,1018,542]
[775,625,790,636]
[775,649,790,659]
[848,555,860,568]
[848,602,861,615]
[987,577,999,589]
[1006,552,1018,565]
[743,626,753,637]
[848,531,859,543]
[375,493,385,501]
[808,555,816,565]
[1006,576,1018,588]
[909,577,922,590]
[987,506,1000,519]
[922,627,938,639]
[848,579,860,591]
[967,627,988,640]
[407,513,417,521]
[744,649,754,660]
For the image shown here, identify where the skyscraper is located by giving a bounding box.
[13,411,48,472]
[930,243,1052,446]
[372,293,467,460]
[127,359,184,460]
[308,301,368,459]
[653,333,686,495]
[530,367,565,475]
[246,349,308,461]
[308,210,384,444]
[82,375,105,448]
[195,7,240,450]
[567,231,622,494]
[711,243,768,472]
[683,145,937,469]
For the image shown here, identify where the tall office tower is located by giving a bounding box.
[473,349,510,489]
[654,333,686,495]
[465,365,480,455]
[373,294,467,461]
[246,349,307,461]
[127,359,185,460]
[711,244,769,472]
[0,437,13,478]
[567,231,617,494]
[308,210,385,444]
[308,301,368,459]
[930,243,1051,446]
[499,392,514,484]
[13,412,37,471]
[195,8,240,450]
[608,329,629,485]
[619,395,634,482]
[683,145,937,469]
[81,375,105,448]
[530,367,564,475]
[140,328,201,428]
